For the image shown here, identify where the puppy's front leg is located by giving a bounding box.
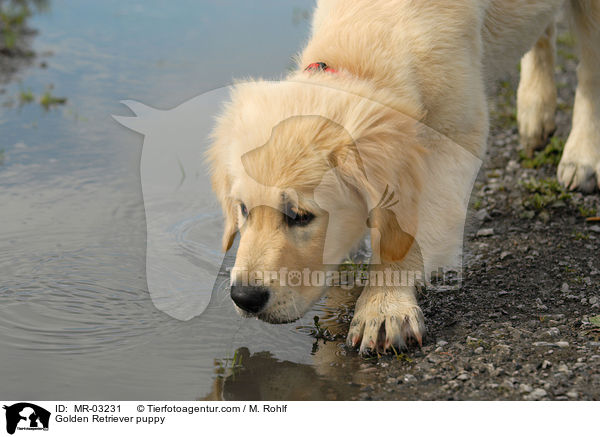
[347,262,425,354]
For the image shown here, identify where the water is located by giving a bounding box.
[0,0,376,400]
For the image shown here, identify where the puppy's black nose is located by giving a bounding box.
[230,285,269,314]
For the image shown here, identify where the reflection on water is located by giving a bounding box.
[203,285,377,401]
[0,0,389,401]
[205,347,363,401]
[0,0,49,82]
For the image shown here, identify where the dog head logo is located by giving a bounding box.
[3,403,50,435]
[113,88,234,321]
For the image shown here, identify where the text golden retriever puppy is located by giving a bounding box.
[207,0,600,354]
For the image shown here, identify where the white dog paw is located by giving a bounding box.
[517,104,556,157]
[557,160,598,193]
[557,135,600,193]
[347,290,425,355]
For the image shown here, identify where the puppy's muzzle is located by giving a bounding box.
[230,284,270,314]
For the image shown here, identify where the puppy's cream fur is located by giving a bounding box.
[208,0,600,353]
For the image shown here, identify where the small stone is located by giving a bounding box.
[536,298,547,310]
[477,228,495,237]
[500,251,512,260]
[427,354,443,364]
[519,384,533,393]
[524,388,547,400]
[447,380,460,390]
[546,327,560,337]
[588,225,600,233]
[456,373,470,381]
[589,296,598,305]
[541,360,552,369]
[436,340,448,347]
[561,283,570,293]
[522,210,536,220]
[556,341,569,348]
[475,209,491,222]
[566,390,579,400]
[403,374,416,383]
[474,346,484,354]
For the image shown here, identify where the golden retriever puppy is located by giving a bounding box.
[207,0,600,354]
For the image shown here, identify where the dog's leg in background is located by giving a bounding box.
[558,0,600,192]
[517,23,557,158]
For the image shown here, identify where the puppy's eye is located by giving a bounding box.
[240,202,248,218]
[284,205,315,227]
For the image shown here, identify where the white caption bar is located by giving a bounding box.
[0,401,596,437]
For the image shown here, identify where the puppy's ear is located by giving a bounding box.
[366,189,416,263]
[206,120,238,252]
[329,108,426,264]
[220,193,238,252]
[210,163,238,252]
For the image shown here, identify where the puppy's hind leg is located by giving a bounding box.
[517,23,557,158]
[558,0,600,192]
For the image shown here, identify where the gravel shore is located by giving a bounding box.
[353,23,600,401]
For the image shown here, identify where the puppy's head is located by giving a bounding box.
[207,80,425,323]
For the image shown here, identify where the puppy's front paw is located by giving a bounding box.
[347,287,425,355]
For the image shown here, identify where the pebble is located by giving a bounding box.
[546,327,560,337]
[536,298,548,311]
[477,228,495,237]
[524,388,547,400]
[589,296,598,305]
[474,346,484,354]
[533,341,554,347]
[541,360,552,369]
[566,390,579,400]
[403,374,416,383]
[475,209,491,222]
[556,341,569,348]
[436,340,448,347]
[519,384,533,393]
[561,283,570,293]
[448,380,460,390]
[538,211,550,223]
[457,373,470,381]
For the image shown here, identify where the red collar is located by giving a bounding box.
[304,62,338,74]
